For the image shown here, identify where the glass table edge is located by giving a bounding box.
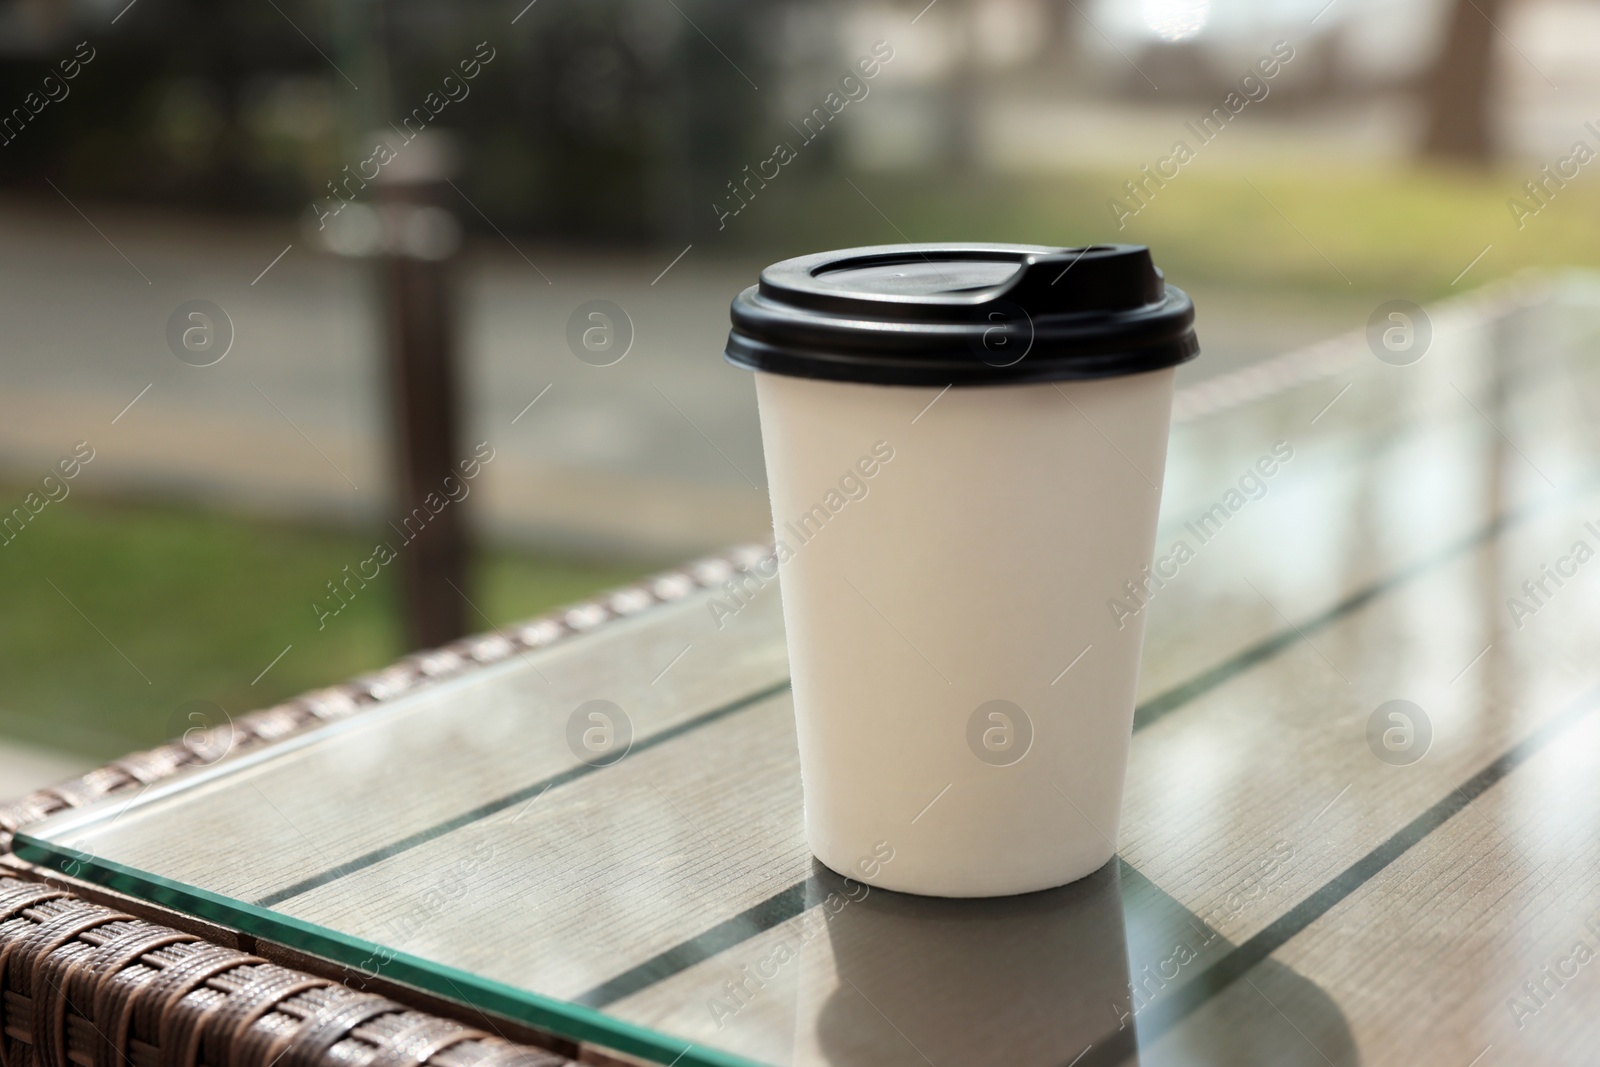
[9,835,770,1067]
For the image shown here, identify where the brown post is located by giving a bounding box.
[375,134,468,650]
[1420,0,1501,165]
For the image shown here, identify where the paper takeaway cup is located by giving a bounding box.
[725,243,1198,897]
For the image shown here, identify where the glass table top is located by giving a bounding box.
[19,276,1600,1067]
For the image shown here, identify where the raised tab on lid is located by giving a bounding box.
[996,245,1164,313]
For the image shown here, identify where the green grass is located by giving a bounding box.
[743,164,1591,300]
[0,492,654,761]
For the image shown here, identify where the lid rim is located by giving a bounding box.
[725,332,1200,387]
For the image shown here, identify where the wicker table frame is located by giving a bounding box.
[0,876,569,1067]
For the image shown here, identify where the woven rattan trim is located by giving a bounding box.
[0,877,569,1067]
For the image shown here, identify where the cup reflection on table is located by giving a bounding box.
[802,861,1360,1067]
[809,861,1131,1066]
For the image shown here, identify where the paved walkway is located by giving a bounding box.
[0,199,1368,557]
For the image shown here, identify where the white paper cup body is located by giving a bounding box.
[754,367,1175,897]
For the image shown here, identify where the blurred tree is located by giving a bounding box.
[1420,0,1500,164]
[0,0,773,242]
[945,0,981,172]
[1040,0,1079,58]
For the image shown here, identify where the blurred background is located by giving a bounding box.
[0,0,1596,783]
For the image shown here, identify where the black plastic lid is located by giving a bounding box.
[725,243,1198,386]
